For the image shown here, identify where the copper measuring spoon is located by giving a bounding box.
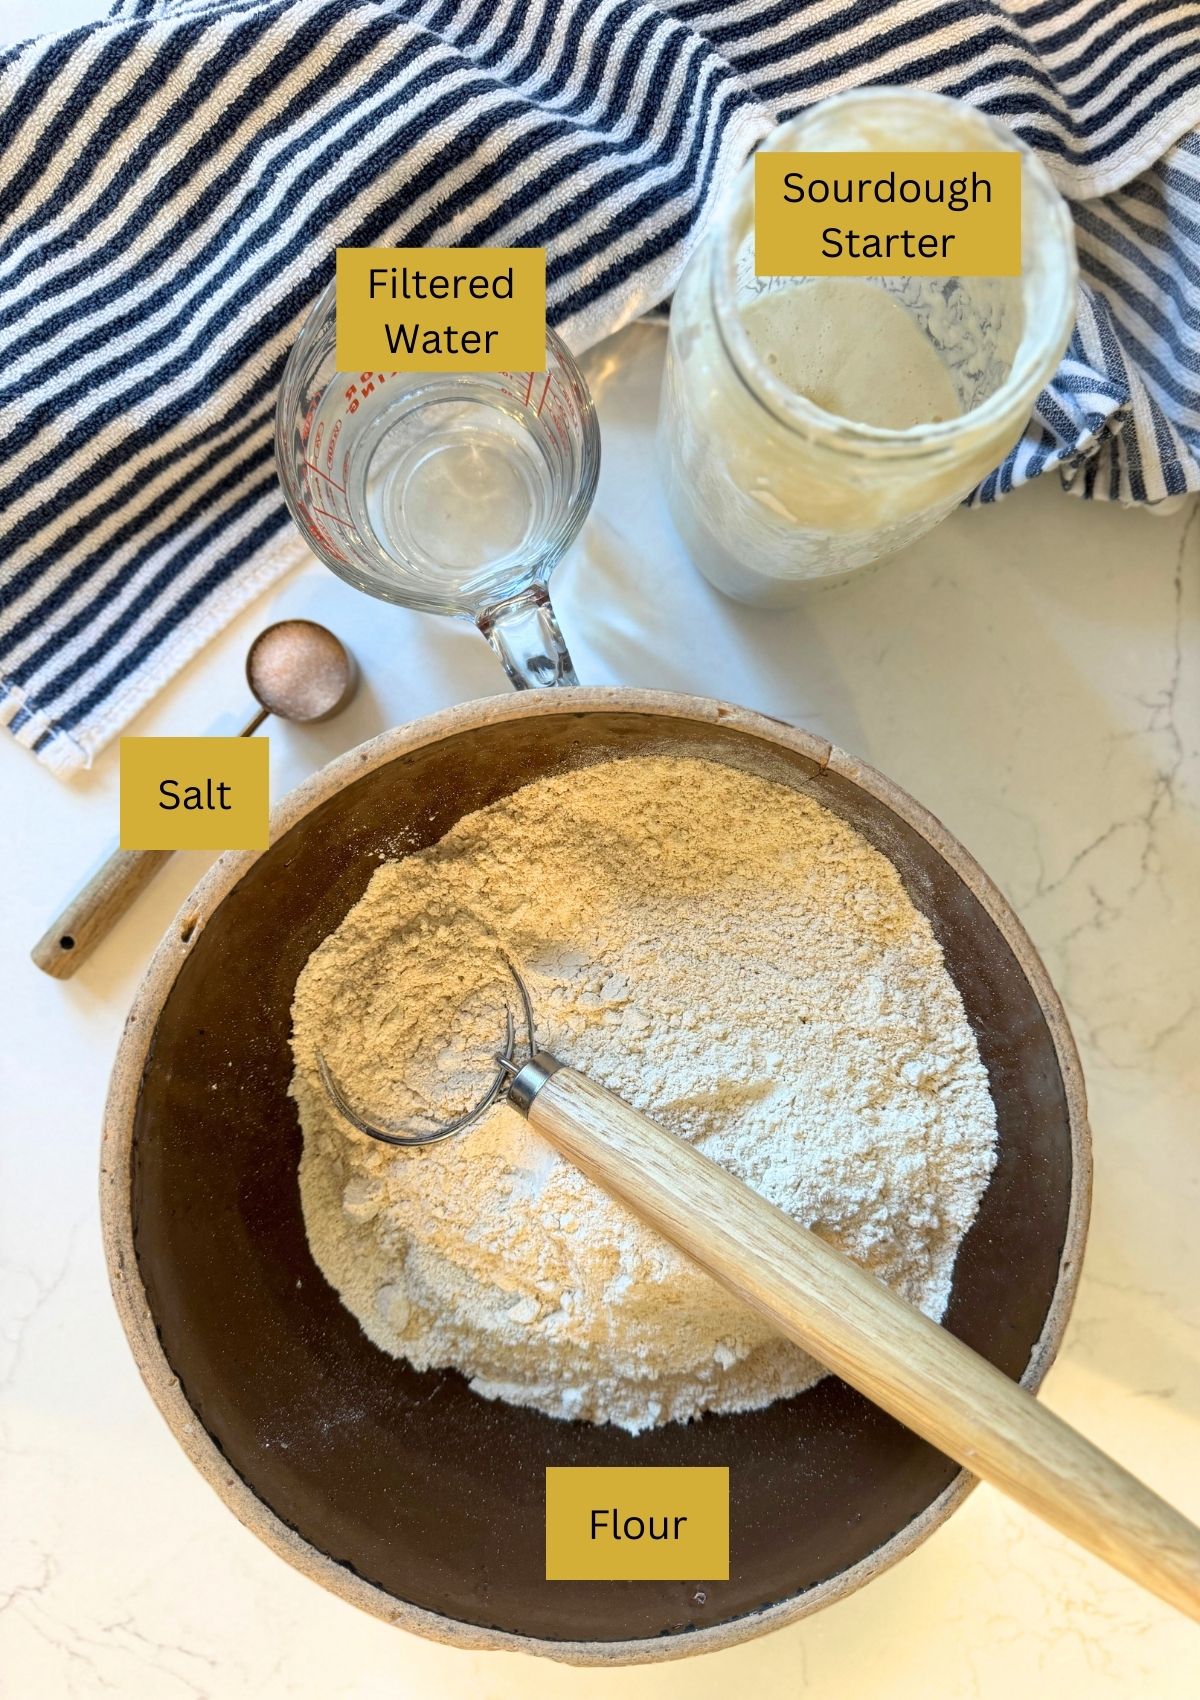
[32,620,356,980]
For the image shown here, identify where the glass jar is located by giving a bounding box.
[659,89,1078,605]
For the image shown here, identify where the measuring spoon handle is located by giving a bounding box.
[519,1059,1200,1622]
[31,847,174,979]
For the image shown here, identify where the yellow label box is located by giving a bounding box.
[335,246,546,371]
[545,1467,729,1581]
[120,737,269,851]
[755,151,1021,277]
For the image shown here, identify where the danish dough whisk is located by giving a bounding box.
[319,940,1200,1622]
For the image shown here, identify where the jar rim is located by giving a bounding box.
[710,88,1079,462]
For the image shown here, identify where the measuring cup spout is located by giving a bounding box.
[476,584,579,688]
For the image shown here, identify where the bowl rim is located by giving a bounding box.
[101,686,1091,1665]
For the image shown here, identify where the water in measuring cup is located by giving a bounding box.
[335,376,561,601]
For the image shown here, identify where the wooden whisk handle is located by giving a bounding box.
[519,1060,1200,1622]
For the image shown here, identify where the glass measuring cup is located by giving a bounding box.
[276,281,599,686]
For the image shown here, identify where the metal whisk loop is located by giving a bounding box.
[318,948,537,1147]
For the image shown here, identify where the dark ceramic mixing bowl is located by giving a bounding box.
[102,690,1089,1663]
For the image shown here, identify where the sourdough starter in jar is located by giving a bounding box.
[740,279,963,430]
[658,90,1078,604]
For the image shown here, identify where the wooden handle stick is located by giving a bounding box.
[31,848,174,980]
[516,1059,1200,1622]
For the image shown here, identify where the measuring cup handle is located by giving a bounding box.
[476,585,579,689]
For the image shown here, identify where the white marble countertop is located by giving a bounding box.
[3,298,1199,1698]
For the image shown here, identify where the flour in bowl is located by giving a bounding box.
[290,755,997,1432]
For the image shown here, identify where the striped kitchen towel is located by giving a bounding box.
[2,0,1200,775]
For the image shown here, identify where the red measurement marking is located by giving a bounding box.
[536,373,553,416]
[524,372,534,406]
[305,459,347,493]
[309,520,348,565]
[309,503,353,526]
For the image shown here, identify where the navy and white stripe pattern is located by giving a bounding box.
[2,0,1199,774]
[972,130,1200,505]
